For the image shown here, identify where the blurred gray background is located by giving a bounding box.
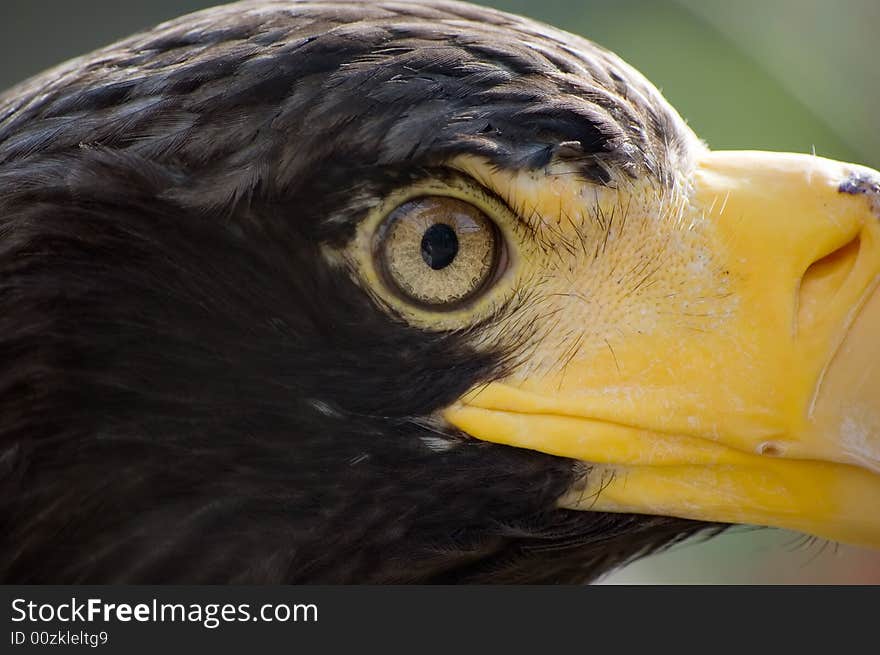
[2,0,879,583]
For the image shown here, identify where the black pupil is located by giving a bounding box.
[420,223,459,270]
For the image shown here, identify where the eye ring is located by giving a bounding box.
[373,195,507,311]
[342,170,522,329]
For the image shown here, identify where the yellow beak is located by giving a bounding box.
[445,150,880,548]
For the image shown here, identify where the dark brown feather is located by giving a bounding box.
[0,0,714,584]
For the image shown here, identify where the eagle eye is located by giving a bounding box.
[375,196,504,309]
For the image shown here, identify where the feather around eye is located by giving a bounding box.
[376,197,503,309]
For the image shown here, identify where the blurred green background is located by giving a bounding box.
[2,0,879,583]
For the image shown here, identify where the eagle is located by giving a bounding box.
[1,0,878,584]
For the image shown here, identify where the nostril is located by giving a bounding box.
[758,442,784,457]
[797,235,862,335]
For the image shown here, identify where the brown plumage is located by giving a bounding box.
[0,0,716,583]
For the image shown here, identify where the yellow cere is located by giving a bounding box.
[443,151,880,548]
[339,145,880,547]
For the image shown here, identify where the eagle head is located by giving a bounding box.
[1,0,878,583]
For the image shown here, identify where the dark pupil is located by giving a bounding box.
[420,223,459,270]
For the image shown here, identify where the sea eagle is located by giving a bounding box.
[1,0,878,583]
